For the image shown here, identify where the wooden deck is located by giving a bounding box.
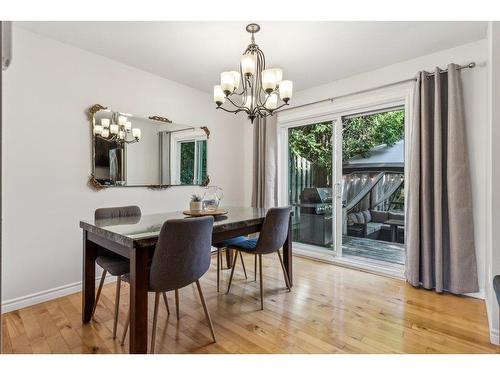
[2,254,497,354]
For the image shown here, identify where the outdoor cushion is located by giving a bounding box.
[366,222,383,236]
[354,212,365,224]
[362,210,372,223]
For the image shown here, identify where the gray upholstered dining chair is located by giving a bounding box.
[213,237,250,292]
[226,207,292,310]
[121,216,216,353]
[93,206,170,339]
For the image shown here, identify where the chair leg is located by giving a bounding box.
[150,292,160,354]
[277,250,292,292]
[92,270,107,318]
[162,292,170,315]
[175,289,180,320]
[254,254,257,281]
[216,248,220,293]
[120,308,130,346]
[112,275,122,339]
[239,252,248,279]
[259,254,264,310]
[195,280,216,343]
[226,250,239,294]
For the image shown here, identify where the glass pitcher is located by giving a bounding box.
[202,186,224,211]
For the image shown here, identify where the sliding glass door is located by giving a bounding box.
[285,107,406,269]
[288,121,336,255]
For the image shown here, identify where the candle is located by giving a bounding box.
[110,124,119,135]
[132,128,141,139]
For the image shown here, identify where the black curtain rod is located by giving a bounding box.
[277,62,476,113]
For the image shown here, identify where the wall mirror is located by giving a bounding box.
[88,104,210,189]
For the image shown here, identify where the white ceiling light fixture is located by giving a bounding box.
[213,23,293,123]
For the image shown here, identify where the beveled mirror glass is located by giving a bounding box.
[88,105,209,189]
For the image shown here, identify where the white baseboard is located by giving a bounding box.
[490,328,499,346]
[1,273,116,314]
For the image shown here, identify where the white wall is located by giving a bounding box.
[486,21,500,345]
[1,26,248,310]
[276,40,492,333]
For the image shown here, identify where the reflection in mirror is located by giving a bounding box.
[91,108,208,187]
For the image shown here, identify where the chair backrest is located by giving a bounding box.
[255,206,292,254]
[95,205,142,220]
[149,216,214,292]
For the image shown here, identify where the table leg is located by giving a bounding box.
[129,247,149,354]
[225,248,234,269]
[283,214,293,287]
[82,230,97,323]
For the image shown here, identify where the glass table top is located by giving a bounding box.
[80,206,267,242]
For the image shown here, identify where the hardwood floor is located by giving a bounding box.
[2,254,497,354]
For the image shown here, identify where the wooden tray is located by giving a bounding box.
[182,208,228,217]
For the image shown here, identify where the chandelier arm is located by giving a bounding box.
[217,106,248,115]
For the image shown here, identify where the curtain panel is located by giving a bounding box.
[406,63,478,294]
[252,115,278,209]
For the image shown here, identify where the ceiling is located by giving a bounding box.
[18,21,487,93]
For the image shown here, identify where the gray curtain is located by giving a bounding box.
[407,63,478,294]
[252,115,278,209]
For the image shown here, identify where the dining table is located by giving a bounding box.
[79,206,293,353]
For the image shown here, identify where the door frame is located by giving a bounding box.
[277,83,413,277]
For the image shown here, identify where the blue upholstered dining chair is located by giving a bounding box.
[213,237,251,292]
[226,206,292,310]
[121,216,216,353]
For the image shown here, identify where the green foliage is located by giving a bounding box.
[343,110,404,160]
[288,110,404,166]
[180,142,195,184]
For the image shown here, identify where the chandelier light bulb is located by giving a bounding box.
[118,130,125,140]
[125,121,132,131]
[213,85,225,106]
[269,68,283,83]
[220,71,236,94]
[262,69,278,93]
[101,128,110,138]
[279,80,293,102]
[244,95,254,110]
[230,71,241,90]
[132,128,141,140]
[241,53,256,76]
[265,93,278,110]
[93,124,103,135]
[118,115,127,126]
[110,124,119,135]
[101,118,110,128]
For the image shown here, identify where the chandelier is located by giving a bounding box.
[93,112,142,144]
[213,23,293,123]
